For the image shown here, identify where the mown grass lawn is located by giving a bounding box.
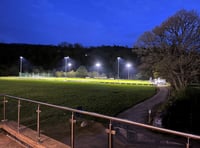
[0,77,155,116]
[0,77,156,142]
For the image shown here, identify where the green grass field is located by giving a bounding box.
[0,77,156,141]
[0,77,155,116]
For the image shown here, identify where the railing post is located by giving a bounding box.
[186,137,190,148]
[70,112,76,148]
[17,100,21,133]
[2,96,8,122]
[36,104,41,143]
[148,109,151,124]
[105,120,116,148]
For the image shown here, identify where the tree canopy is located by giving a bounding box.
[134,9,200,91]
[0,43,137,78]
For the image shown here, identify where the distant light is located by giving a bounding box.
[20,56,23,59]
[117,57,121,79]
[64,56,69,59]
[126,63,132,79]
[95,62,101,67]
[68,63,72,67]
[126,63,131,68]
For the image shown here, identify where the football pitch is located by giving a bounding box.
[0,77,156,141]
[0,77,155,116]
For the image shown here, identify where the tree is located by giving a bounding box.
[67,70,76,77]
[55,71,64,77]
[76,66,88,78]
[88,71,98,78]
[134,9,200,91]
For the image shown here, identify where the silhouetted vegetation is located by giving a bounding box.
[163,86,200,135]
[133,9,200,135]
[0,43,138,78]
[134,9,200,92]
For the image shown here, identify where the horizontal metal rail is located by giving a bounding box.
[1,94,200,148]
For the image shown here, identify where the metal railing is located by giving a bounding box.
[1,94,200,148]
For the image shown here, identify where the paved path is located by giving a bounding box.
[117,86,168,123]
[70,86,175,148]
[63,86,200,148]
[115,86,200,148]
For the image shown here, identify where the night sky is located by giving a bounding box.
[0,0,200,47]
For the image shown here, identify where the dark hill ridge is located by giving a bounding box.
[0,43,137,76]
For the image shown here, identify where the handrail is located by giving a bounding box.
[1,94,200,148]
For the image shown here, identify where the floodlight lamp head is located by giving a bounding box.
[64,56,69,59]
[68,63,72,67]
[96,62,101,67]
[126,63,131,68]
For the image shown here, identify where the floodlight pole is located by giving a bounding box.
[65,60,67,74]
[19,56,23,77]
[126,63,131,80]
[95,62,101,77]
[117,57,120,79]
[68,63,72,71]
[128,68,130,79]
[64,56,69,77]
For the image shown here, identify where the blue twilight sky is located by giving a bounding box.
[0,0,200,47]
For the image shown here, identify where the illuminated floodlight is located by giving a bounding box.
[64,56,69,60]
[126,63,131,68]
[19,56,23,77]
[67,62,72,71]
[68,63,72,67]
[64,56,69,76]
[117,57,121,79]
[95,62,101,67]
[126,63,132,79]
[95,62,101,77]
